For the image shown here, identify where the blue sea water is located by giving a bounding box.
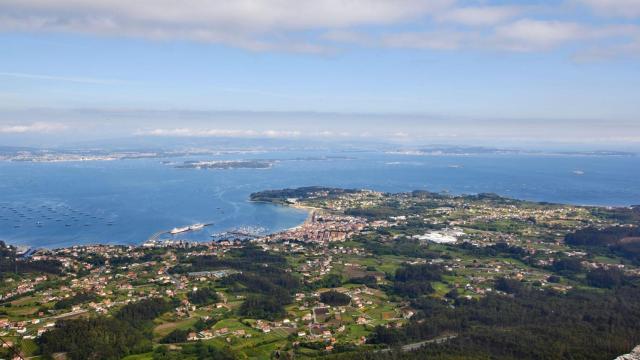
[0,150,639,248]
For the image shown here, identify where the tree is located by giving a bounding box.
[495,277,523,294]
[160,329,189,344]
[586,268,625,289]
[188,287,220,306]
[392,263,442,298]
[320,291,351,306]
[238,295,286,320]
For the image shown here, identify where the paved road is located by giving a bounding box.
[377,335,458,353]
[401,335,457,351]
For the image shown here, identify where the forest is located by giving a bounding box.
[38,298,175,360]
[250,187,358,204]
[0,241,62,278]
[565,226,640,263]
[320,290,351,306]
[362,285,640,360]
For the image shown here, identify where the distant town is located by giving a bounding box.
[0,145,635,164]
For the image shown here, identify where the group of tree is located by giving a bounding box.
[549,256,583,277]
[460,242,529,262]
[320,290,351,306]
[171,246,300,321]
[312,273,343,289]
[221,268,298,304]
[187,287,220,306]
[590,206,640,224]
[565,226,640,263]
[160,317,220,344]
[363,285,640,360]
[54,292,98,310]
[391,263,442,298]
[494,277,524,294]
[0,241,62,277]
[586,267,628,289]
[250,187,358,204]
[160,329,190,344]
[352,234,440,259]
[348,275,378,288]
[38,317,151,360]
[170,245,288,274]
[39,297,175,360]
[238,294,287,321]
[153,342,236,360]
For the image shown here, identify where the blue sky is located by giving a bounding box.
[0,0,639,147]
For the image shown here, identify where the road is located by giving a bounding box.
[377,335,458,353]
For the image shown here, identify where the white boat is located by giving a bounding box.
[189,223,205,231]
[170,226,190,234]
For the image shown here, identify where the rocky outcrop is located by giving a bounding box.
[616,346,640,360]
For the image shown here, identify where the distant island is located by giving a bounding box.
[175,160,274,169]
[388,145,637,157]
[1,144,635,164]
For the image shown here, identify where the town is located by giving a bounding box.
[1,187,639,359]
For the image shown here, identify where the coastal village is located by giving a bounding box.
[1,187,639,359]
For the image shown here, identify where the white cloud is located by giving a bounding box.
[0,0,451,51]
[141,128,303,138]
[0,0,450,30]
[577,0,640,18]
[437,6,523,26]
[0,122,68,134]
[493,19,586,51]
[0,0,638,59]
[381,30,476,50]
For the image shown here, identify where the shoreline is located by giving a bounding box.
[2,191,638,250]
[0,201,311,250]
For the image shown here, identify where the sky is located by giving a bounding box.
[0,0,639,148]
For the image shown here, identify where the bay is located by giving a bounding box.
[0,150,638,248]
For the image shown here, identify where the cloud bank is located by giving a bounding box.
[0,0,639,58]
[0,121,67,134]
[1,108,638,148]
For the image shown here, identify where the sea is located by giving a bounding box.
[1,150,639,248]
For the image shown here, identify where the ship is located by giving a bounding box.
[170,223,211,235]
[170,226,190,234]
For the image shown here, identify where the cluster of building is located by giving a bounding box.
[0,275,48,301]
[263,213,368,244]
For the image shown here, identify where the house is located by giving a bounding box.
[199,330,213,339]
[402,309,415,319]
[214,327,229,336]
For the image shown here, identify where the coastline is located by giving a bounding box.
[2,181,638,249]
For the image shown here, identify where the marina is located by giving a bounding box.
[144,222,215,247]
